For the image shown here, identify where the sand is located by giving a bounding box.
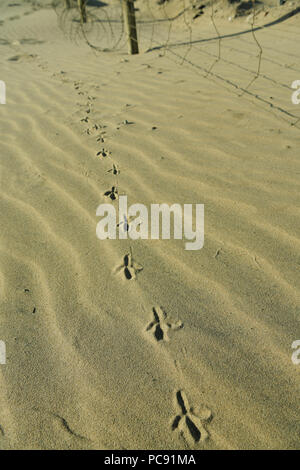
[0,0,300,450]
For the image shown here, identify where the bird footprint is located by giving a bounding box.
[115,249,143,280]
[172,390,212,446]
[146,306,183,342]
[104,186,118,201]
[107,164,120,175]
[97,148,110,159]
[117,214,141,234]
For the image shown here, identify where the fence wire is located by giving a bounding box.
[52,0,300,127]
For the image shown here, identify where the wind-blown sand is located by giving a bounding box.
[0,0,300,450]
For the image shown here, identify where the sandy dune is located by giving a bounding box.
[0,0,300,450]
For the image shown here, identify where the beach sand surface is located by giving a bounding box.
[0,0,300,449]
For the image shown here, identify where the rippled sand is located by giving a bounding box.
[0,0,300,450]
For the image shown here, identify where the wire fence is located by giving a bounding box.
[52,0,300,127]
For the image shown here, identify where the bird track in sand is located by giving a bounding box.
[66,72,213,447]
[146,306,183,342]
[172,390,212,446]
[115,250,143,281]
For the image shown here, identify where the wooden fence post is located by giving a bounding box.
[78,0,87,23]
[122,0,139,55]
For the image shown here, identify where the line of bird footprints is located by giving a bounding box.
[76,82,213,447]
[146,310,213,443]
